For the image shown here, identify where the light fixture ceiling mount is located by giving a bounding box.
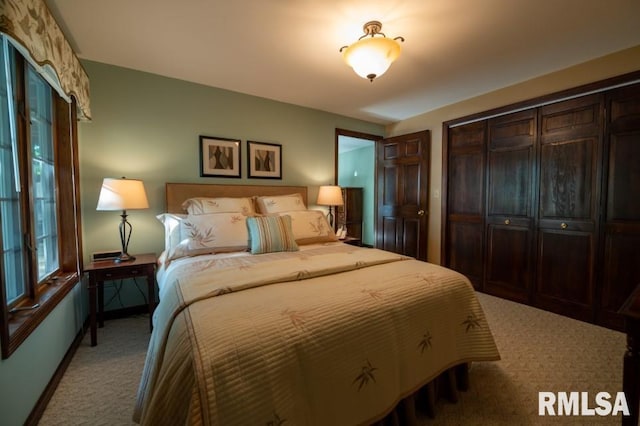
[340,21,405,82]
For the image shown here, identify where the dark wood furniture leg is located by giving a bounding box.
[89,274,97,347]
[98,280,104,328]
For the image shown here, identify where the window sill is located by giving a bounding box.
[3,272,80,359]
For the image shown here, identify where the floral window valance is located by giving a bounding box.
[0,0,91,120]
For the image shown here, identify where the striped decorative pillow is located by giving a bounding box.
[246,215,299,254]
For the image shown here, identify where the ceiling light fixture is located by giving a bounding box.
[340,21,404,82]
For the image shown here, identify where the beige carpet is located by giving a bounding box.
[38,293,626,425]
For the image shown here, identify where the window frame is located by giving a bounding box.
[0,48,82,359]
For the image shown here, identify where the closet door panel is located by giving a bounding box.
[536,230,595,320]
[534,95,602,322]
[600,231,640,328]
[606,132,640,221]
[446,220,483,288]
[539,138,594,220]
[485,110,536,301]
[444,121,486,288]
[449,152,484,216]
[488,148,532,217]
[485,224,531,302]
[599,84,640,329]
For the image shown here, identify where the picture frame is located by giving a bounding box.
[247,141,282,179]
[199,135,241,178]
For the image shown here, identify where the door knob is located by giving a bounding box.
[417,209,425,216]
[504,219,511,225]
[561,222,568,229]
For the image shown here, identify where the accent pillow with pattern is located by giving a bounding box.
[246,215,299,254]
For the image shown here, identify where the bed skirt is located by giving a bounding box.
[371,363,470,426]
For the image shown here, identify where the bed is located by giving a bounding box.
[133,183,500,425]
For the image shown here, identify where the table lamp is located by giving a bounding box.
[317,185,344,228]
[96,177,149,262]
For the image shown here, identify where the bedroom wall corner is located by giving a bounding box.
[385,44,640,265]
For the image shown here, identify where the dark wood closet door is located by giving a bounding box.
[599,84,640,329]
[534,94,603,321]
[443,121,486,289]
[376,131,429,260]
[485,110,536,303]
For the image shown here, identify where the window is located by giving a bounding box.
[28,66,59,282]
[0,40,82,359]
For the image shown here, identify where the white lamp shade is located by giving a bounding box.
[96,178,149,211]
[317,185,344,206]
[342,36,401,81]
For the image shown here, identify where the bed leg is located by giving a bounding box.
[389,408,400,426]
[456,363,469,391]
[400,394,418,426]
[424,381,437,418]
[444,368,459,403]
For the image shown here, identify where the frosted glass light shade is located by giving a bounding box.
[96,178,149,211]
[317,185,344,206]
[342,37,401,82]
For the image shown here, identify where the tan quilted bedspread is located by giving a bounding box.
[134,244,500,425]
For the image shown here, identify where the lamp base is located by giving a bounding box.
[115,253,135,263]
[327,206,335,229]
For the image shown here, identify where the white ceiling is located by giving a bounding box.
[47,0,640,125]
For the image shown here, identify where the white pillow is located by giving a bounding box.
[181,197,255,216]
[167,212,249,261]
[255,193,306,214]
[276,210,338,245]
[156,213,187,253]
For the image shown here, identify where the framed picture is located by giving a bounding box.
[199,136,241,178]
[247,141,282,179]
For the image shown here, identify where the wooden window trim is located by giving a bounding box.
[0,53,83,359]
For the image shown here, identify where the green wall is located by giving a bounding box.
[78,60,384,310]
[338,145,375,246]
[0,60,383,425]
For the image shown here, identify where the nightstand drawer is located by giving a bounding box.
[93,265,152,281]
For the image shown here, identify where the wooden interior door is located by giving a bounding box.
[534,94,603,322]
[443,121,486,289]
[484,110,536,303]
[376,131,430,260]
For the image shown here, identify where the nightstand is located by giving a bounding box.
[84,253,156,346]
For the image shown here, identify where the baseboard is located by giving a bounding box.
[24,319,88,426]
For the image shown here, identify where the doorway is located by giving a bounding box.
[335,129,380,247]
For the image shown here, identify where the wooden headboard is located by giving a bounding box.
[165,183,309,213]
